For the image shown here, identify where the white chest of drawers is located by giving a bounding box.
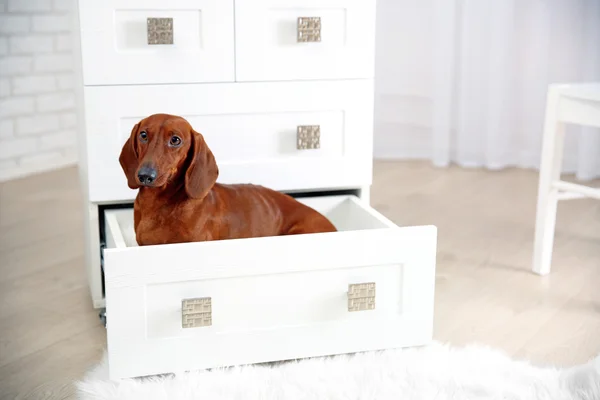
[72,0,437,380]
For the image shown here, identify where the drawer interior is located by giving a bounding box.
[104,194,395,249]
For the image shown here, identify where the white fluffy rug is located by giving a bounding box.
[77,342,600,400]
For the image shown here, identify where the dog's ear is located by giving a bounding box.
[185,129,219,200]
[119,123,141,189]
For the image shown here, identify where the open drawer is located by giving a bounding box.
[102,194,437,379]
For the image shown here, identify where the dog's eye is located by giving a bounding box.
[139,131,148,142]
[169,135,182,147]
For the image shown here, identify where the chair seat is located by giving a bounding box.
[554,83,600,102]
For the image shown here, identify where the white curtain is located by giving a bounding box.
[374,0,600,181]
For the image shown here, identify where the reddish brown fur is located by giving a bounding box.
[119,113,337,246]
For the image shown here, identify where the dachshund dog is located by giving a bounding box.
[119,113,337,246]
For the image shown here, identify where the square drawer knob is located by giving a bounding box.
[348,283,376,312]
[182,297,212,328]
[297,125,320,150]
[297,17,321,42]
[147,17,174,45]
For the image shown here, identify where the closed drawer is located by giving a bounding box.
[102,194,437,379]
[83,80,374,203]
[77,0,234,85]
[234,0,376,82]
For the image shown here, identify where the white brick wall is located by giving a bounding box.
[0,0,78,182]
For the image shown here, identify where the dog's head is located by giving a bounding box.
[119,113,219,200]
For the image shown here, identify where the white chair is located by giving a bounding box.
[533,83,600,275]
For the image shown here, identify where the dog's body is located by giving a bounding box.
[119,113,337,246]
[133,181,337,245]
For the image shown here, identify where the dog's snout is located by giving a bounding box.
[137,165,157,186]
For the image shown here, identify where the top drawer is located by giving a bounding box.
[77,0,235,85]
[234,0,376,82]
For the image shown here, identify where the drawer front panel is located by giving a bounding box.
[234,0,376,81]
[146,264,402,339]
[78,0,234,85]
[84,80,374,203]
[120,111,345,165]
[103,200,437,379]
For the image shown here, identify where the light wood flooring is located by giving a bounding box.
[0,161,599,399]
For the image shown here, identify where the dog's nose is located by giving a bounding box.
[137,165,157,186]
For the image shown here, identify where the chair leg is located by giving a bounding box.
[532,87,565,275]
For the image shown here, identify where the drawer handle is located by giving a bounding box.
[147,17,174,45]
[297,17,321,42]
[348,283,376,312]
[297,125,320,150]
[181,297,212,328]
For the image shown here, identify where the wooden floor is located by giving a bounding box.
[1,161,599,399]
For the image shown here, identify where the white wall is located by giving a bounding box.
[373,0,434,160]
[372,0,600,180]
[0,0,78,182]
